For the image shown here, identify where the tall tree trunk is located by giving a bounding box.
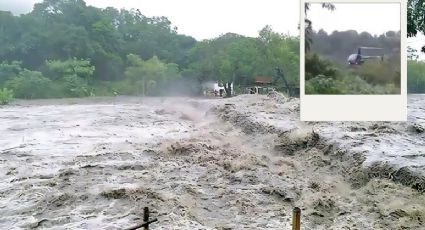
[223,82,232,97]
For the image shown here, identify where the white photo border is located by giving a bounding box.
[300,0,407,121]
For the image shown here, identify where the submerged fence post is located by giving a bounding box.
[143,207,149,230]
[292,207,301,230]
[126,206,157,230]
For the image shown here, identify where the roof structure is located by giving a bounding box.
[255,76,273,84]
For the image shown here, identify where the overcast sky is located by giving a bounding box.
[308,3,400,35]
[0,0,424,59]
[0,0,300,40]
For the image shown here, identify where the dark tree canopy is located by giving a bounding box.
[408,0,425,52]
[310,30,401,64]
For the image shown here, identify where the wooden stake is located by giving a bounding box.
[143,207,149,230]
[292,207,301,230]
[126,207,158,230]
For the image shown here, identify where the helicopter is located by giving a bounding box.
[347,47,384,66]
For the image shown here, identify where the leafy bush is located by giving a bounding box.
[0,88,14,105]
[42,58,95,97]
[44,58,95,81]
[109,79,141,95]
[62,75,92,97]
[5,70,53,99]
[0,61,22,85]
[355,60,400,86]
[305,53,338,81]
[305,75,341,94]
[339,75,375,94]
[305,52,401,94]
[125,55,170,94]
[306,74,400,95]
[408,60,425,93]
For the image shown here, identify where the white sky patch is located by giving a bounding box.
[0,0,37,14]
[85,0,301,40]
[307,3,400,36]
[0,0,300,40]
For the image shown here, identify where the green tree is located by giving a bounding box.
[305,75,341,94]
[44,58,94,80]
[125,54,176,95]
[305,53,337,81]
[0,88,14,105]
[408,0,425,52]
[43,58,95,97]
[408,60,425,93]
[0,61,22,85]
[256,26,300,87]
[5,70,52,99]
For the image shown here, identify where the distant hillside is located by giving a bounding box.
[311,29,400,64]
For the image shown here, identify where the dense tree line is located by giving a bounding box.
[188,27,299,92]
[310,30,401,64]
[0,0,195,81]
[0,0,299,100]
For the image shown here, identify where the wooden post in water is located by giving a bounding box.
[125,206,157,230]
[292,207,301,230]
[143,207,149,230]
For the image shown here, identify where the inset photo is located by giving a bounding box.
[300,0,406,121]
[304,2,401,95]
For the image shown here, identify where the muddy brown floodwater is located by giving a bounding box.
[0,95,424,229]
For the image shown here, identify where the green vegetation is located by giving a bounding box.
[356,60,400,87]
[305,53,338,81]
[123,54,182,96]
[305,52,401,95]
[310,30,401,64]
[5,69,52,99]
[0,88,14,105]
[1,59,94,99]
[0,0,299,99]
[408,60,425,93]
